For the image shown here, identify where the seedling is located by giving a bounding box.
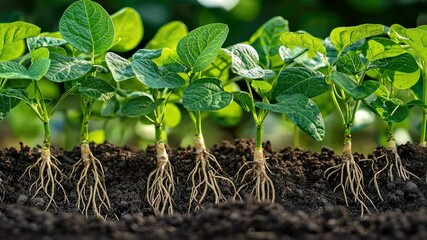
[178,23,237,210]
[53,0,122,219]
[0,55,74,209]
[360,38,420,198]
[229,41,326,202]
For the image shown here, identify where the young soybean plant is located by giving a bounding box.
[229,42,326,202]
[56,0,119,219]
[176,23,237,210]
[319,24,386,214]
[360,38,420,194]
[119,54,185,215]
[0,55,74,209]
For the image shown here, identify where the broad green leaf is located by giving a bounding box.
[163,103,181,128]
[183,78,232,111]
[272,67,328,99]
[31,47,50,62]
[251,80,271,97]
[256,94,325,141]
[132,49,162,60]
[361,37,406,61]
[0,62,30,79]
[330,24,384,53]
[177,23,228,72]
[411,77,423,99]
[28,59,51,80]
[111,7,143,52]
[131,58,185,89]
[79,76,115,101]
[105,52,134,82]
[230,43,274,79]
[26,36,67,51]
[249,16,289,66]
[336,51,365,75]
[0,21,40,61]
[161,48,187,72]
[0,92,21,120]
[232,91,253,112]
[59,0,115,55]
[280,32,326,55]
[378,53,420,89]
[122,96,164,117]
[365,97,409,122]
[389,24,427,61]
[278,46,306,64]
[202,49,231,81]
[146,21,188,50]
[332,72,380,100]
[45,53,92,82]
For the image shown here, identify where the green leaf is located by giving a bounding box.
[31,47,50,62]
[256,94,325,141]
[59,0,115,55]
[0,21,40,61]
[161,48,188,72]
[146,21,187,50]
[201,49,231,81]
[272,67,328,99]
[0,62,31,79]
[111,7,143,52]
[232,91,253,112]
[132,49,162,60]
[105,52,134,82]
[278,46,306,64]
[122,96,163,117]
[0,92,21,120]
[330,24,384,53]
[230,43,275,79]
[251,80,272,97]
[280,32,326,55]
[331,72,380,100]
[45,53,92,82]
[163,103,181,128]
[183,78,232,111]
[177,23,228,72]
[249,16,289,66]
[378,53,420,89]
[28,59,51,80]
[79,76,115,101]
[336,51,365,75]
[131,58,185,89]
[361,37,406,61]
[365,97,409,122]
[26,36,67,51]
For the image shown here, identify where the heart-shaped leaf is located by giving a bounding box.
[378,53,420,89]
[280,32,326,55]
[79,76,115,101]
[177,23,228,72]
[111,7,143,52]
[272,67,328,99]
[146,21,188,50]
[105,52,134,82]
[122,96,164,117]
[183,78,232,111]
[0,21,40,61]
[131,58,185,89]
[336,51,365,75]
[330,24,384,53]
[59,0,114,55]
[331,72,380,100]
[45,53,92,82]
[230,43,274,79]
[365,97,409,122]
[256,94,325,141]
[0,59,50,81]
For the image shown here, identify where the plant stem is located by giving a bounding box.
[421,66,427,146]
[43,120,51,150]
[49,84,80,118]
[255,123,263,151]
[194,111,202,138]
[80,96,94,144]
[387,122,395,143]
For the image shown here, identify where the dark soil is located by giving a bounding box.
[0,139,426,239]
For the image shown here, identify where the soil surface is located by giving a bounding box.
[0,139,426,239]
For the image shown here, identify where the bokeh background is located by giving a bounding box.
[0,0,426,154]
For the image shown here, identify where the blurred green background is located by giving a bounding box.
[0,0,426,153]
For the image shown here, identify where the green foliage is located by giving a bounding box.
[229,43,275,79]
[331,72,380,100]
[111,7,143,52]
[146,21,187,50]
[183,78,232,111]
[280,32,326,55]
[0,21,40,61]
[45,53,92,82]
[79,77,115,101]
[59,0,115,56]
[131,58,185,89]
[122,96,164,117]
[330,24,384,53]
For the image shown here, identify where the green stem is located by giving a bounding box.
[344,122,352,145]
[43,120,51,150]
[255,123,264,150]
[80,96,94,144]
[49,84,80,118]
[0,78,6,91]
[331,88,346,125]
[387,122,395,143]
[155,124,166,143]
[421,66,427,146]
[194,111,202,138]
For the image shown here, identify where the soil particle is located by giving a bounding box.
[0,140,426,239]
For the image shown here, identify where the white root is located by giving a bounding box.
[70,143,111,219]
[21,148,68,210]
[146,142,174,216]
[325,142,376,216]
[188,135,236,211]
[237,148,275,203]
